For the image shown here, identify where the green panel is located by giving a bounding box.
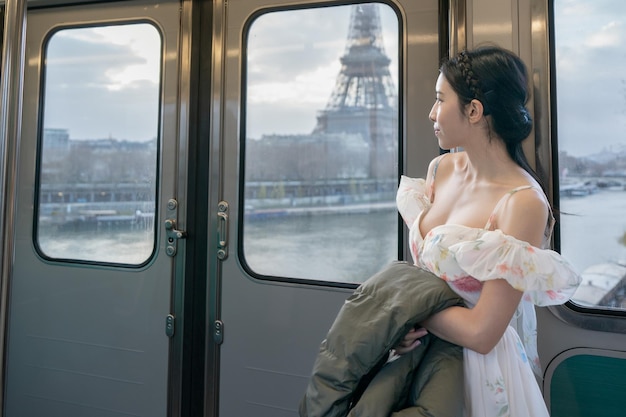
[551,354,626,417]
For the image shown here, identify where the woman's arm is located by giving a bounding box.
[412,188,550,354]
[421,280,523,354]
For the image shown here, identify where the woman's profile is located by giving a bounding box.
[395,45,581,416]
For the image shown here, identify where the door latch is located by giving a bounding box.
[165,198,187,256]
[217,201,229,260]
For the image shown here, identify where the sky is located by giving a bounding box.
[41,1,626,158]
[245,4,399,139]
[43,24,160,142]
[42,4,398,143]
[554,0,626,157]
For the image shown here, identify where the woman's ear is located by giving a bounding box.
[465,99,485,123]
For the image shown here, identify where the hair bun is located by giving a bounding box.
[492,104,533,144]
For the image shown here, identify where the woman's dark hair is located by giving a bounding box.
[440,45,543,188]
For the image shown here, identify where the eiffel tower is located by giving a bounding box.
[313,4,398,179]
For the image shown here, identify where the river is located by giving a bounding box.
[559,190,626,274]
[38,190,626,293]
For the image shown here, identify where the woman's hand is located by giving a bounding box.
[394,327,428,355]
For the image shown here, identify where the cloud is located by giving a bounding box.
[246,101,320,139]
[559,0,594,16]
[246,7,351,82]
[555,42,626,156]
[585,21,622,48]
[245,4,399,138]
[553,0,626,156]
[43,5,400,142]
[43,25,160,141]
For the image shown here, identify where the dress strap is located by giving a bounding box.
[485,185,556,248]
[428,154,448,203]
[484,185,534,230]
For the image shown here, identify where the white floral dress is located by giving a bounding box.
[396,175,581,417]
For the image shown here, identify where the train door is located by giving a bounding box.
[5,1,186,416]
[212,0,441,415]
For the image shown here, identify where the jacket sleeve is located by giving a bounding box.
[348,335,463,417]
[299,261,464,417]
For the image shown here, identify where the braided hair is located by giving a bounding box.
[440,46,542,187]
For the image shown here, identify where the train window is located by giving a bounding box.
[554,0,626,310]
[36,23,161,265]
[241,3,400,283]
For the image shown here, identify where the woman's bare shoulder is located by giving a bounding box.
[426,152,463,179]
[498,187,550,246]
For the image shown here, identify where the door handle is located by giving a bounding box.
[217,201,228,260]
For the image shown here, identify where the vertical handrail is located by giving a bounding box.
[0,0,27,412]
[448,0,467,56]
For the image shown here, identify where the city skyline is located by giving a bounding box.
[40,1,626,158]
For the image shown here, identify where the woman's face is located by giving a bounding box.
[428,73,468,150]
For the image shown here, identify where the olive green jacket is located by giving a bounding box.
[299,261,464,417]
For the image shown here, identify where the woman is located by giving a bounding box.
[395,46,581,416]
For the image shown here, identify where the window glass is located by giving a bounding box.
[554,0,626,309]
[242,3,400,283]
[37,24,161,265]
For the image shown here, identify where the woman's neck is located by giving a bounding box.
[453,138,522,185]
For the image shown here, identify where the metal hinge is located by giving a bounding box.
[213,320,224,345]
[165,314,175,338]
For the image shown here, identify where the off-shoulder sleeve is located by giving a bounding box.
[448,229,582,306]
[396,176,430,228]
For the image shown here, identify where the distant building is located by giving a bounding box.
[43,128,70,150]
[247,4,398,182]
[246,133,369,181]
[40,128,157,186]
[312,4,398,179]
